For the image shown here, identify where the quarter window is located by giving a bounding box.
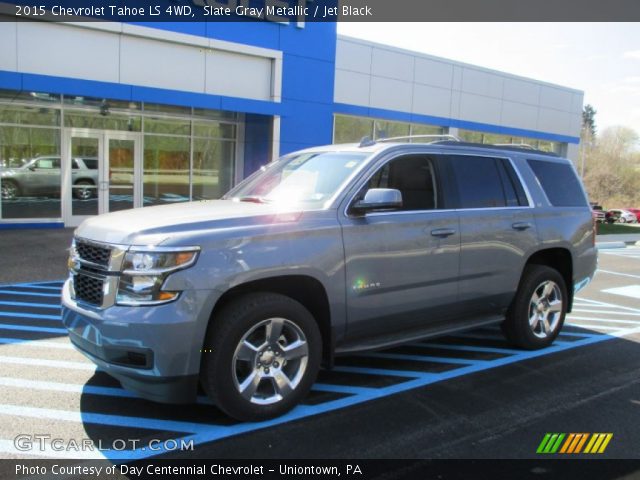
[527,159,587,207]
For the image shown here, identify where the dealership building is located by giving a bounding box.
[0,19,583,228]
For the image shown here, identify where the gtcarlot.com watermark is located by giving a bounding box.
[14,434,194,452]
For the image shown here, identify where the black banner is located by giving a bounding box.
[1,0,640,22]
[2,459,640,480]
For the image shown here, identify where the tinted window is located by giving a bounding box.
[83,159,98,170]
[363,155,438,211]
[527,160,587,207]
[35,158,60,169]
[72,159,79,170]
[449,156,507,209]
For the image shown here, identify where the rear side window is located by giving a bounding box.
[449,156,509,209]
[527,160,587,207]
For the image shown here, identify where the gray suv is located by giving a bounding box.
[1,156,98,200]
[62,137,597,421]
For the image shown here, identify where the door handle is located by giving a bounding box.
[512,222,532,231]
[431,228,456,237]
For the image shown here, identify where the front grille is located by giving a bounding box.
[74,274,104,306]
[76,241,111,267]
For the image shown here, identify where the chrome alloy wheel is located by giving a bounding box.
[232,317,309,405]
[529,280,563,339]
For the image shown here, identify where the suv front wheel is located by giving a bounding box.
[201,293,321,421]
[502,264,567,350]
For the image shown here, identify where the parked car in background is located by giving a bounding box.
[625,208,640,220]
[606,209,637,224]
[0,156,98,200]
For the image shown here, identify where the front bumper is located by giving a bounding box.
[61,279,219,403]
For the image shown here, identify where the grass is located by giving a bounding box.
[596,223,640,235]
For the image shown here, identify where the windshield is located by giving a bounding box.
[225,151,370,209]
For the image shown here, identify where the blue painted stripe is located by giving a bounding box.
[10,285,63,292]
[334,102,580,144]
[0,290,60,298]
[331,365,428,379]
[419,342,522,355]
[0,301,61,310]
[0,311,61,321]
[0,323,66,334]
[311,383,376,396]
[360,352,479,366]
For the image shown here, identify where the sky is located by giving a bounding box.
[337,23,640,136]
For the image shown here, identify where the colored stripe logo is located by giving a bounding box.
[537,433,613,454]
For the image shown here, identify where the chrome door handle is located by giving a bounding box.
[512,222,532,231]
[431,228,456,237]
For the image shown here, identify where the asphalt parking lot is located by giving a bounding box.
[0,231,639,465]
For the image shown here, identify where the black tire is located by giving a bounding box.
[1,179,19,200]
[73,180,95,200]
[502,264,567,350]
[201,293,322,421]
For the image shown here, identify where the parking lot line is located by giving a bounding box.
[0,439,104,459]
[0,311,61,321]
[0,301,61,309]
[0,404,211,435]
[2,280,640,460]
[0,337,73,349]
[568,316,640,325]
[0,355,94,370]
[361,352,481,365]
[597,269,640,280]
[0,323,67,334]
[0,290,60,298]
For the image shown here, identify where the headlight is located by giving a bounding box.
[116,248,199,306]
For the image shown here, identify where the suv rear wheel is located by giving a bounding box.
[201,293,321,421]
[502,264,567,349]
[1,179,19,200]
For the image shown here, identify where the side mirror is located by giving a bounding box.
[351,188,402,215]
[28,165,36,171]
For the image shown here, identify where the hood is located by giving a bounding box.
[75,200,300,245]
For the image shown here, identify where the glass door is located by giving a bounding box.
[63,130,141,226]
[105,134,140,213]
[64,130,102,226]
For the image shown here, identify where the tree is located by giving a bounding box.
[582,104,597,139]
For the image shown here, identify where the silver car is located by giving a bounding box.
[1,156,98,200]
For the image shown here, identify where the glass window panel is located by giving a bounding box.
[458,130,484,143]
[0,90,61,104]
[333,115,373,144]
[192,107,238,121]
[0,104,60,126]
[374,120,410,140]
[0,126,61,219]
[63,96,141,112]
[143,135,190,206]
[192,139,235,200]
[144,103,191,116]
[193,121,236,139]
[70,136,99,216]
[409,124,445,142]
[144,116,190,136]
[64,111,141,132]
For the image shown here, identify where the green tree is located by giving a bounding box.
[582,104,597,139]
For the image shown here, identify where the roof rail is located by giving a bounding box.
[377,134,461,143]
